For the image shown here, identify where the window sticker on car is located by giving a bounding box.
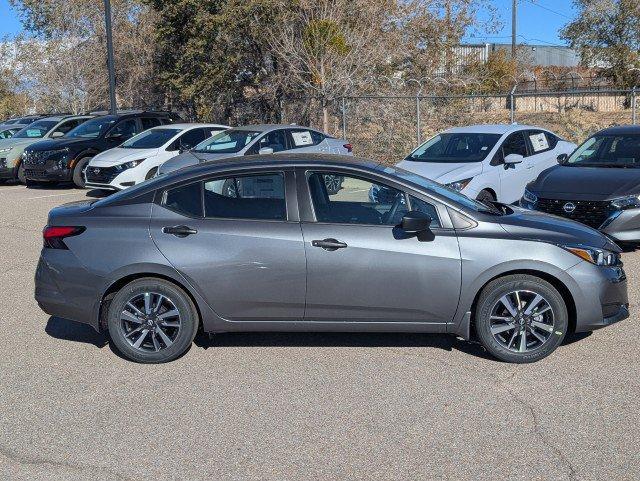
[529,132,549,152]
[291,130,314,146]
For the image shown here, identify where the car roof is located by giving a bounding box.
[151,123,229,130]
[596,125,640,135]
[446,124,543,135]
[232,124,322,133]
[39,114,92,122]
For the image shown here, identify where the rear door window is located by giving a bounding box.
[526,130,552,154]
[162,182,203,217]
[203,173,286,220]
[288,129,323,148]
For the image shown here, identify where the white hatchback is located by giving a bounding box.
[395,124,576,204]
[85,123,229,190]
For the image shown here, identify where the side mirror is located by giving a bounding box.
[401,210,432,234]
[504,153,524,165]
[557,153,568,164]
[258,147,274,155]
[107,133,123,142]
[50,131,64,138]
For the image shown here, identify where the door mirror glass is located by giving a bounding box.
[50,131,65,138]
[258,147,274,155]
[401,210,432,233]
[557,153,568,164]
[107,132,123,141]
[504,153,524,165]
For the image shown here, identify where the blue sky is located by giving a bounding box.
[0,0,576,45]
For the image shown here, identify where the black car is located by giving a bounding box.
[521,125,640,243]
[22,111,179,188]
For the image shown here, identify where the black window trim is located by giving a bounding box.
[159,168,296,223]
[287,128,324,150]
[299,167,449,229]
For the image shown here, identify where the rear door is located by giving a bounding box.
[149,169,306,321]
[524,130,557,177]
[298,168,461,324]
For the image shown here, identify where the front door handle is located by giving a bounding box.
[312,238,348,251]
[163,225,198,237]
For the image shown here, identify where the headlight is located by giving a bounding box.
[0,148,11,154]
[446,177,473,192]
[523,188,538,204]
[611,194,640,210]
[560,244,620,266]
[115,159,145,171]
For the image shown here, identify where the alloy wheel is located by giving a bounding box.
[489,290,555,353]
[120,292,182,352]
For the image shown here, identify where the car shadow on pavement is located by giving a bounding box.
[193,331,494,360]
[85,189,111,199]
[45,316,108,348]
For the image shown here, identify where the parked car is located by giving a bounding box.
[36,154,627,364]
[157,124,353,182]
[395,124,576,205]
[521,125,640,244]
[23,110,179,188]
[0,123,28,139]
[1,115,46,125]
[0,115,93,184]
[84,123,229,190]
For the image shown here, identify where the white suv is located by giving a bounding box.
[395,124,576,204]
[85,123,229,190]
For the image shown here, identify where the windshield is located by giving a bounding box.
[0,128,19,139]
[567,134,640,167]
[66,117,116,139]
[121,128,180,149]
[383,165,501,214]
[407,132,502,163]
[13,120,58,138]
[193,129,261,154]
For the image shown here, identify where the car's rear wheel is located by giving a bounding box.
[476,189,495,205]
[72,157,92,188]
[107,278,199,363]
[474,274,568,363]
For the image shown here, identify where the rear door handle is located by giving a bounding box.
[163,225,198,237]
[312,238,348,251]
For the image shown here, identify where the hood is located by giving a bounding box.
[530,165,640,201]
[498,206,615,250]
[90,147,158,167]
[396,159,482,183]
[26,137,92,153]
[0,137,40,151]
[158,151,231,174]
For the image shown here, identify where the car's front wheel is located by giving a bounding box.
[16,163,26,184]
[72,157,92,188]
[107,278,199,363]
[476,189,495,206]
[474,274,568,363]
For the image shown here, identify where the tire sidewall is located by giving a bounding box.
[475,275,568,363]
[476,189,495,204]
[72,157,92,188]
[107,278,198,363]
[16,162,25,184]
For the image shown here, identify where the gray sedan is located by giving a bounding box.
[36,154,628,363]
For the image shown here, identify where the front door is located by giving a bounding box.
[299,170,461,324]
[495,131,533,203]
[150,170,307,321]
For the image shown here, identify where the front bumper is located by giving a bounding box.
[566,261,629,332]
[0,166,16,179]
[24,165,72,182]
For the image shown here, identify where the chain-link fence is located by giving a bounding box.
[280,89,639,164]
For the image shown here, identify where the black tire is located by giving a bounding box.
[145,167,158,180]
[16,163,26,184]
[474,274,568,363]
[72,157,92,188]
[324,174,344,195]
[476,189,495,205]
[107,278,199,363]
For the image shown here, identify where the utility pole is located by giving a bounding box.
[104,0,117,114]
[511,0,517,62]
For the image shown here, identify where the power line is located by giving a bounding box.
[523,0,573,20]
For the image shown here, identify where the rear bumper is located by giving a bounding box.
[35,249,102,330]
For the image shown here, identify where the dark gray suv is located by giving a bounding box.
[36,154,628,363]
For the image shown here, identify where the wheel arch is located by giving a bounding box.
[478,187,497,200]
[97,271,203,332]
[468,269,577,339]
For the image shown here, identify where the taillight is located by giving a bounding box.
[343,143,353,153]
[43,225,85,249]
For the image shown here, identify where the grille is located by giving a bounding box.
[535,198,612,229]
[23,149,68,165]
[85,166,119,184]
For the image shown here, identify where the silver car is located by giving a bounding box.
[36,154,628,363]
